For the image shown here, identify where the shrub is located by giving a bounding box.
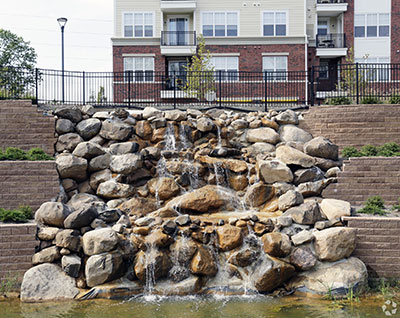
[0,205,33,222]
[4,147,27,160]
[326,97,352,105]
[389,95,400,104]
[360,96,382,104]
[360,144,379,157]
[26,148,54,161]
[0,147,53,161]
[377,142,400,157]
[358,196,386,215]
[341,146,362,158]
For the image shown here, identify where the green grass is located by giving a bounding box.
[0,205,33,223]
[0,147,53,161]
[0,274,19,294]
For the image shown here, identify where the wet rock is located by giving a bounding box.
[293,167,325,186]
[244,182,275,207]
[197,156,248,174]
[275,109,298,125]
[110,142,139,155]
[281,223,310,237]
[279,125,312,143]
[119,197,158,217]
[109,153,142,175]
[146,228,174,248]
[56,119,74,134]
[72,142,105,159]
[82,228,119,256]
[283,201,323,225]
[86,251,124,287]
[32,246,61,265]
[54,106,82,123]
[276,145,315,168]
[228,174,248,191]
[162,220,177,235]
[190,246,218,277]
[320,199,351,221]
[97,180,135,199]
[21,263,79,302]
[228,248,259,267]
[89,153,112,172]
[170,236,198,264]
[56,153,88,181]
[291,230,314,246]
[56,133,83,153]
[289,247,317,271]
[313,227,356,261]
[216,225,243,251]
[76,118,102,140]
[55,229,81,252]
[175,214,191,226]
[197,117,215,132]
[247,127,280,144]
[257,159,293,184]
[134,249,170,282]
[35,202,72,227]
[262,232,292,258]
[148,177,180,201]
[99,120,133,141]
[304,137,339,161]
[61,254,81,278]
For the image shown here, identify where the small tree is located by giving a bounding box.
[0,29,37,97]
[97,86,107,103]
[337,47,366,95]
[183,35,215,100]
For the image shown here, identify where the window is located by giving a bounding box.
[201,12,238,37]
[317,20,328,36]
[263,56,288,80]
[123,57,154,82]
[354,57,390,81]
[354,13,390,38]
[211,56,239,81]
[123,13,153,38]
[263,12,287,36]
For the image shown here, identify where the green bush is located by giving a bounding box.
[341,146,362,158]
[326,97,352,105]
[360,96,382,104]
[389,95,400,104]
[26,148,54,161]
[4,147,27,160]
[358,196,386,215]
[342,142,400,158]
[377,142,400,157]
[0,147,53,161]
[360,144,379,156]
[0,205,33,222]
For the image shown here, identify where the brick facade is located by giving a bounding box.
[345,217,400,279]
[391,0,400,63]
[343,0,355,57]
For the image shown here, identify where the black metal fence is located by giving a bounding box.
[2,63,400,110]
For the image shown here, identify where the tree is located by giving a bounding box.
[183,35,215,101]
[0,29,37,97]
[337,47,366,95]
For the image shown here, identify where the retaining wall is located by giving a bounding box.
[0,161,60,211]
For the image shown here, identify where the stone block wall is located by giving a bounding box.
[0,100,56,155]
[0,223,36,283]
[0,161,60,211]
[323,157,400,206]
[345,217,400,279]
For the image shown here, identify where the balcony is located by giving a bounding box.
[160,31,197,56]
[316,0,347,16]
[316,33,347,57]
[160,0,196,13]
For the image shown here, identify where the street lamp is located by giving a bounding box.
[57,17,68,103]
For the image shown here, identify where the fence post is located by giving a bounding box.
[82,71,86,105]
[356,62,359,104]
[310,66,315,107]
[128,70,131,108]
[219,70,222,108]
[35,68,39,105]
[173,71,177,109]
[264,72,268,112]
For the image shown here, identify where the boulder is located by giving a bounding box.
[246,127,280,144]
[67,193,105,211]
[35,202,72,227]
[76,118,102,140]
[56,133,83,153]
[261,232,292,258]
[64,205,99,229]
[109,153,142,175]
[283,201,323,225]
[325,167,340,178]
[82,228,119,256]
[216,225,243,251]
[320,199,351,221]
[165,110,187,121]
[54,106,82,123]
[281,223,310,237]
[72,142,105,159]
[119,197,158,217]
[143,106,163,119]
[244,182,275,207]
[279,125,313,143]
[61,254,81,278]
[62,178,78,192]
[55,229,81,252]
[56,154,87,181]
[197,156,248,173]
[21,263,79,302]
[98,209,122,223]
[170,237,197,264]
[313,227,356,261]
[37,226,60,241]
[148,177,180,201]
[245,142,276,156]
[315,157,340,171]
[276,145,315,168]
[291,230,314,246]
[175,214,191,226]
[110,142,139,155]
[304,137,339,161]
[257,159,293,184]
[97,180,135,199]
[146,228,174,248]
[32,246,61,265]
[228,174,248,191]
[89,153,112,172]
[261,118,279,130]
[135,120,153,139]
[288,257,368,295]
[278,190,304,211]
[85,251,124,287]
[197,117,215,132]
[190,246,218,276]
[231,119,248,130]
[289,247,317,271]
[228,248,259,267]
[99,120,133,141]
[134,249,170,282]
[293,167,325,186]
[56,119,74,134]
[297,179,327,197]
[89,169,112,190]
[275,109,298,125]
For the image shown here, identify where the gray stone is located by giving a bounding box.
[273,182,296,196]
[325,167,341,178]
[117,215,132,227]
[112,223,125,233]
[89,169,112,190]
[61,254,81,278]
[277,215,293,227]
[141,146,161,160]
[320,199,351,221]
[56,119,74,134]
[244,182,275,207]
[91,218,108,229]
[78,180,94,194]
[72,142,105,159]
[175,214,191,226]
[56,133,84,153]
[315,157,341,171]
[61,178,78,192]
[275,109,298,125]
[35,202,72,227]
[21,263,79,302]
[304,137,339,161]
[135,216,155,227]
[81,105,96,116]
[67,193,105,211]
[32,246,61,265]
[82,228,119,256]
[54,106,82,123]
[143,107,163,119]
[257,159,293,184]
[278,190,304,211]
[246,127,280,144]
[276,145,315,168]
[110,142,139,155]
[97,180,135,199]
[245,142,276,156]
[89,135,106,146]
[76,118,102,140]
[279,125,313,143]
[293,167,325,186]
[55,229,81,252]
[165,110,187,121]
[37,226,60,241]
[98,209,122,223]
[289,247,317,271]
[56,154,88,181]
[281,223,310,237]
[99,119,133,141]
[89,153,112,172]
[197,117,215,132]
[109,153,142,175]
[162,220,177,235]
[291,230,314,246]
[85,251,124,287]
[283,201,323,225]
[297,179,327,197]
[64,205,99,229]
[231,119,248,130]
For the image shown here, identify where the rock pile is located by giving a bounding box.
[21,106,367,302]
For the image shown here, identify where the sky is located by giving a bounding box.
[0,0,113,72]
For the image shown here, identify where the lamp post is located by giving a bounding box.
[57,17,68,103]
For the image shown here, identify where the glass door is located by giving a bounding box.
[168,17,188,45]
[168,60,188,89]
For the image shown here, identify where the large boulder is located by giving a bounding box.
[56,153,88,181]
[278,190,304,211]
[56,133,83,153]
[148,177,180,201]
[89,153,112,172]
[190,246,218,276]
[276,145,315,168]
[216,225,243,251]
[64,205,98,229]
[145,229,174,248]
[85,251,124,287]
[76,118,102,140]
[313,227,356,261]
[35,202,72,227]
[283,200,323,225]
[320,199,351,221]
[110,142,139,155]
[304,137,339,161]
[82,228,119,256]
[143,106,163,119]
[293,167,325,186]
[21,263,79,302]
[275,109,298,125]
[56,119,74,135]
[119,197,158,217]
[67,193,105,210]
[257,159,293,184]
[288,257,368,295]
[262,232,292,258]
[61,254,81,278]
[89,169,112,190]
[170,237,197,264]
[165,109,187,121]
[245,142,276,156]
[97,180,135,199]
[55,229,81,252]
[135,121,153,139]
[279,125,313,143]
[72,142,105,159]
[109,153,142,175]
[134,249,170,282]
[32,246,61,265]
[196,117,215,132]
[244,182,275,207]
[54,106,82,123]
[246,127,280,144]
[99,120,133,141]
[289,247,317,271]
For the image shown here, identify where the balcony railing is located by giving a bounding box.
[317,0,346,3]
[316,33,346,48]
[161,31,196,46]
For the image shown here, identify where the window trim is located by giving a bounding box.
[354,13,390,39]
[200,11,240,37]
[211,55,239,82]
[123,56,155,83]
[122,11,155,38]
[262,55,288,82]
[261,10,288,37]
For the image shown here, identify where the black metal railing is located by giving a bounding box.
[161,31,196,46]
[317,0,347,4]
[316,33,346,48]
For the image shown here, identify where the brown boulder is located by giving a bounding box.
[262,232,292,258]
[244,182,275,207]
[134,249,170,282]
[190,246,218,277]
[216,225,243,251]
[148,177,180,201]
[145,228,174,248]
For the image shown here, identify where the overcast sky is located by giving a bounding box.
[0,0,113,72]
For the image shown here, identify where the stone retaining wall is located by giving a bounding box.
[323,157,400,206]
[0,223,36,283]
[0,161,60,211]
[344,217,400,279]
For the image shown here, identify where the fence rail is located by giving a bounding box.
[1,63,400,110]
